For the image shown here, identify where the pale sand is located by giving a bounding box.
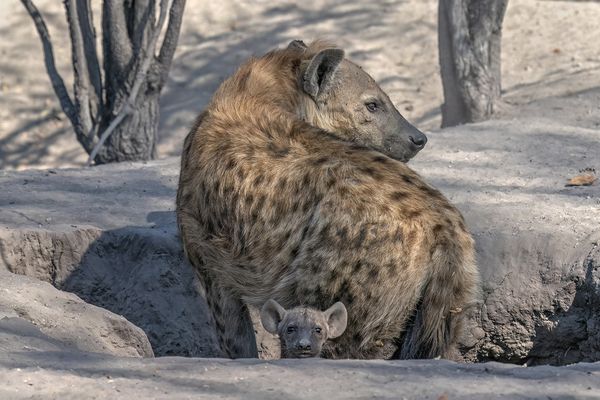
[0,0,599,170]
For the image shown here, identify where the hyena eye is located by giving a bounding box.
[286,326,297,334]
[365,102,379,113]
[314,327,322,334]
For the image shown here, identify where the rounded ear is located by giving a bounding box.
[287,39,307,51]
[302,48,345,100]
[324,302,348,339]
[260,299,287,335]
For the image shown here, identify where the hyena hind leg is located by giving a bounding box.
[204,280,258,358]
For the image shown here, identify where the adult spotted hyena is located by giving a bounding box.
[177,40,478,359]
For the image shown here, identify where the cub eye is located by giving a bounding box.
[314,327,322,334]
[286,326,297,334]
[365,102,378,112]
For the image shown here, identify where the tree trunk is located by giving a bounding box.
[94,93,159,163]
[438,0,508,127]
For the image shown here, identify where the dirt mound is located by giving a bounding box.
[1,119,598,364]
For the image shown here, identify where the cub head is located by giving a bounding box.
[260,299,348,358]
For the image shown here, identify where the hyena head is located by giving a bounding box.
[260,299,348,358]
[292,40,427,162]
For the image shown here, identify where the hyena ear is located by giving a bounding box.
[302,48,345,101]
[287,40,307,51]
[324,302,348,339]
[260,299,287,335]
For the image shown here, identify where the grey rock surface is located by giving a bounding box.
[411,119,600,364]
[0,119,599,364]
[0,224,221,358]
[0,350,599,400]
[0,269,153,357]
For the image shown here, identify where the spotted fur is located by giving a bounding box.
[260,299,347,358]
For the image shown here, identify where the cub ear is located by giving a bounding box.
[260,299,287,335]
[302,48,345,100]
[324,302,348,339]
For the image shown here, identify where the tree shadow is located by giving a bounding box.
[0,107,81,170]
[502,66,600,98]
[0,2,84,170]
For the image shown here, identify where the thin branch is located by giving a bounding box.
[87,0,169,165]
[131,0,156,54]
[64,0,95,150]
[157,0,186,87]
[76,0,103,121]
[20,0,77,127]
[102,0,134,80]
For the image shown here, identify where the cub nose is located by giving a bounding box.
[409,134,427,148]
[296,340,311,351]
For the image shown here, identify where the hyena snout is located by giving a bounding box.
[408,127,427,148]
[396,116,428,152]
[383,117,428,162]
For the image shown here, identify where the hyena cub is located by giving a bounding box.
[260,299,347,358]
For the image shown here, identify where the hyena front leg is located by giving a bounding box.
[203,277,258,358]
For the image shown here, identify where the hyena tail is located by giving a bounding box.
[398,241,479,359]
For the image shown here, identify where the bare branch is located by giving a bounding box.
[130,0,169,103]
[130,0,156,54]
[20,0,77,126]
[102,0,134,82]
[157,0,186,87]
[76,0,103,121]
[64,0,95,150]
[87,0,170,165]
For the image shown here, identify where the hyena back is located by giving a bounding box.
[176,40,479,359]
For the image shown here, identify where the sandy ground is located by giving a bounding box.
[0,0,599,170]
[1,352,599,400]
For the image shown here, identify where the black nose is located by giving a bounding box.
[296,343,311,351]
[409,134,427,148]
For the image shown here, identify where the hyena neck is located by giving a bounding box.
[208,48,334,133]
